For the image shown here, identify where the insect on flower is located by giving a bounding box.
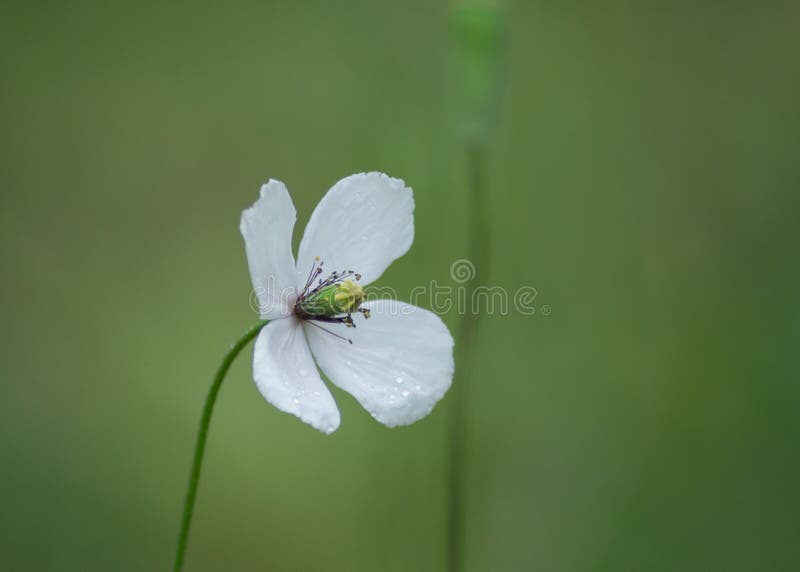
[240,173,455,434]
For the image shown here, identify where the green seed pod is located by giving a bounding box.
[298,279,364,318]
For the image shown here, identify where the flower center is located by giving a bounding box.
[294,257,370,342]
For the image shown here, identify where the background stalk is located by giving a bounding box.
[448,4,505,571]
[448,142,489,572]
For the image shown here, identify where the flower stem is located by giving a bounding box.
[173,320,269,572]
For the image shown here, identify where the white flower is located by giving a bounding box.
[240,173,455,434]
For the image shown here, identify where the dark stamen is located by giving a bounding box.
[305,319,352,344]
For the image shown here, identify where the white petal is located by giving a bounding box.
[240,180,298,319]
[253,317,341,434]
[296,173,414,288]
[305,300,454,427]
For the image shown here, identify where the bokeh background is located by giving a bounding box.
[2,1,799,570]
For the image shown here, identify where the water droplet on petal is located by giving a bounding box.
[395,376,404,384]
[292,397,300,404]
[414,384,422,392]
[298,368,309,377]
[401,390,410,397]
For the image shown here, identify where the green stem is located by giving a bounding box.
[173,320,269,572]
[448,4,503,566]
[448,142,490,572]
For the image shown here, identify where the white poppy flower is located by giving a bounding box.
[240,173,455,434]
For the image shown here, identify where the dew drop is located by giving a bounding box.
[292,397,300,404]
[298,368,309,377]
[401,390,410,397]
[395,376,404,384]
[414,384,422,391]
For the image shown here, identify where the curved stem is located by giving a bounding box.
[173,320,269,572]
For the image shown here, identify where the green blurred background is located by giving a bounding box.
[2,1,799,570]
